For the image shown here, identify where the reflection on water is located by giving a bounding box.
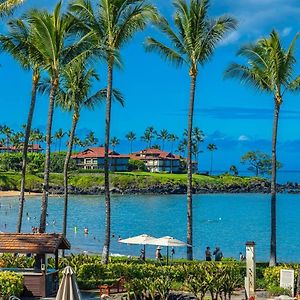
[0,193,299,262]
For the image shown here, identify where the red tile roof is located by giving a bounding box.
[71,147,129,159]
[131,148,180,161]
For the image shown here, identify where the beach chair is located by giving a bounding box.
[99,277,126,296]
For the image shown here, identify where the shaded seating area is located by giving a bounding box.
[0,233,70,298]
[99,277,126,296]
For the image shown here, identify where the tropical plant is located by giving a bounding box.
[225,30,300,266]
[70,0,157,263]
[54,128,65,153]
[0,0,23,16]
[27,2,86,233]
[85,131,98,147]
[146,0,236,259]
[141,126,156,148]
[0,271,24,300]
[0,125,12,150]
[157,129,169,150]
[110,136,120,152]
[168,133,178,153]
[11,17,33,232]
[229,165,238,176]
[241,151,282,177]
[126,131,136,154]
[207,143,217,175]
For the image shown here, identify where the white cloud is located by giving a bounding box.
[282,27,292,37]
[238,135,250,142]
[219,31,241,46]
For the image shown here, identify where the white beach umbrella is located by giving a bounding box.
[56,266,82,300]
[148,236,191,264]
[119,234,157,259]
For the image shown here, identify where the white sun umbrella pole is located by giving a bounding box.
[118,234,157,259]
[56,266,82,300]
[147,236,191,265]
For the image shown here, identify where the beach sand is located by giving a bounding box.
[0,190,42,197]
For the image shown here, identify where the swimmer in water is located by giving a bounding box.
[84,227,89,235]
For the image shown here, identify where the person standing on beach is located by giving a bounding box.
[213,247,223,261]
[205,246,212,261]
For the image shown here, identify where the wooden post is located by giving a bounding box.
[245,241,256,300]
[55,250,59,270]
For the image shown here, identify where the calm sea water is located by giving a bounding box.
[0,193,300,262]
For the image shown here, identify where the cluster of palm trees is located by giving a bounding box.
[1,0,299,266]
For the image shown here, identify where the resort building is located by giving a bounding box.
[0,143,42,153]
[71,147,129,171]
[130,148,181,173]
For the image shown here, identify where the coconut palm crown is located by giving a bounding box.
[145,0,237,260]
[225,30,300,266]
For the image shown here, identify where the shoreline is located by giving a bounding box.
[0,191,42,197]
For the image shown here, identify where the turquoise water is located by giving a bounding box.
[0,193,299,262]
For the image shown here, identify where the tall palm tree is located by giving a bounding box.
[70,0,157,264]
[225,30,300,266]
[54,128,65,153]
[0,0,23,16]
[146,0,236,260]
[168,133,178,153]
[85,131,98,147]
[0,125,12,151]
[56,58,124,240]
[110,136,120,152]
[157,129,169,150]
[28,2,85,233]
[141,126,156,148]
[125,131,136,154]
[207,143,217,175]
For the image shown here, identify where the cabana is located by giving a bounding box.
[0,233,70,298]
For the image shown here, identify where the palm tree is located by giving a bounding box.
[28,2,85,233]
[110,137,120,152]
[168,133,178,153]
[141,126,156,148]
[207,143,217,175]
[224,30,300,266]
[0,18,44,233]
[0,125,12,151]
[70,0,157,264]
[125,131,136,154]
[54,128,65,153]
[230,165,238,176]
[0,0,23,16]
[56,58,122,241]
[85,131,98,147]
[146,0,236,260]
[157,129,169,150]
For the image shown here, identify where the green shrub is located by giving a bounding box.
[0,271,24,300]
[128,159,147,171]
[267,285,292,296]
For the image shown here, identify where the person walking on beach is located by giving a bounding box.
[155,246,162,261]
[205,246,212,261]
[213,247,223,261]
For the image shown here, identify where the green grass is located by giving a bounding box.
[0,170,267,192]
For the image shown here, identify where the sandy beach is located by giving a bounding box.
[0,191,42,197]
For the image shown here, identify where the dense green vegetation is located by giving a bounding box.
[0,170,266,193]
[0,253,296,297]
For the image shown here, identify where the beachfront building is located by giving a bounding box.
[130,148,181,173]
[71,147,129,171]
[0,143,42,153]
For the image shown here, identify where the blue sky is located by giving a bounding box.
[0,0,300,173]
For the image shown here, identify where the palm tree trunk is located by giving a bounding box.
[130,141,132,154]
[102,58,113,264]
[210,152,213,175]
[39,74,58,233]
[270,102,280,266]
[17,70,39,233]
[187,74,197,260]
[63,108,78,241]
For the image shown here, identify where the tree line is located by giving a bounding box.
[0,0,299,266]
